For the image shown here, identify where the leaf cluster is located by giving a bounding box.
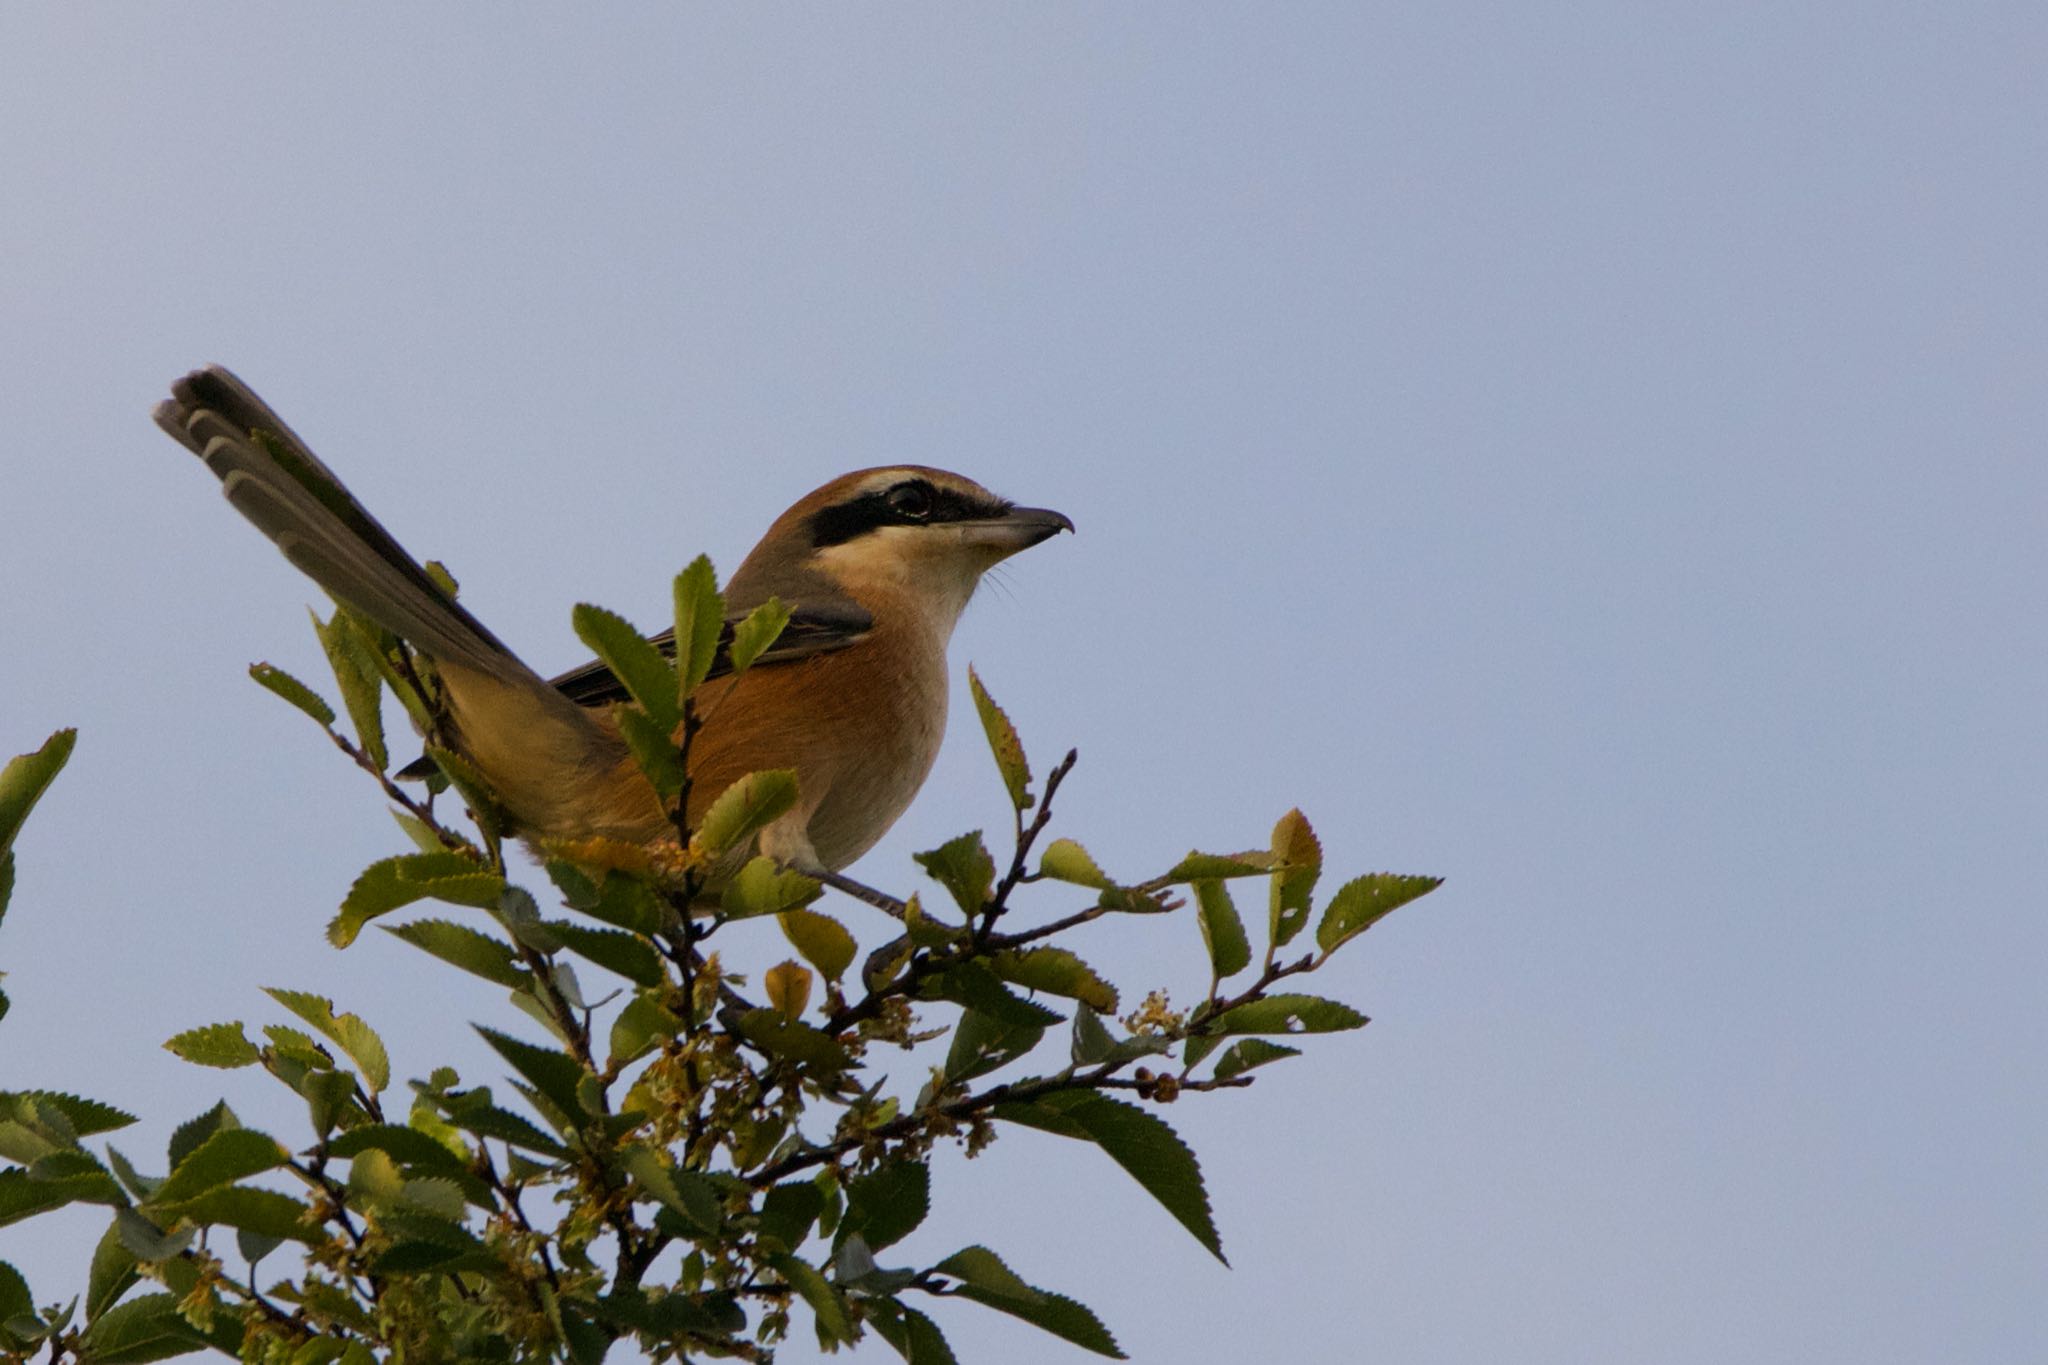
[0,562,1439,1363]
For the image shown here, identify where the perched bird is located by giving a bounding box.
[153,365,1070,883]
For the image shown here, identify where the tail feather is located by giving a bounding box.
[154,366,516,676]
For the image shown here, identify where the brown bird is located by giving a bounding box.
[154,366,1070,883]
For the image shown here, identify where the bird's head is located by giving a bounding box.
[732,467,1072,635]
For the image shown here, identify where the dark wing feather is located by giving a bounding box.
[546,603,874,708]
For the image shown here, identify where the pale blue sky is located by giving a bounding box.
[3,6,2044,1361]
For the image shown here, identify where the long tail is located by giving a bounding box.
[155,366,630,835]
[154,365,522,679]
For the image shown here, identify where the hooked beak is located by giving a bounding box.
[957,505,1075,557]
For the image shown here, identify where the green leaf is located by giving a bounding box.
[313,608,387,772]
[1205,993,1368,1037]
[933,1247,1124,1358]
[608,991,683,1070]
[1314,872,1443,953]
[914,832,995,917]
[734,1010,852,1074]
[767,1253,855,1349]
[1268,808,1322,950]
[990,947,1117,1012]
[672,555,725,699]
[1070,1003,1115,1065]
[927,961,1062,1028]
[384,919,527,988]
[614,704,685,801]
[475,1027,590,1125]
[0,1091,135,1137]
[263,989,390,1093]
[149,1129,288,1206]
[1158,850,1273,882]
[0,729,74,857]
[76,1292,208,1363]
[86,1219,139,1321]
[0,1165,110,1227]
[865,1299,959,1365]
[166,1102,237,1170]
[944,1009,1045,1085]
[621,1147,721,1235]
[1211,1039,1302,1081]
[549,862,670,934]
[693,769,799,859]
[1036,838,1114,889]
[836,1159,928,1254]
[779,908,856,983]
[992,1092,1223,1262]
[545,921,664,987]
[720,856,822,920]
[967,666,1032,810]
[757,1180,826,1250]
[163,1023,259,1070]
[170,1187,317,1244]
[329,851,503,948]
[434,1089,569,1158]
[1194,879,1250,981]
[727,596,791,675]
[246,663,336,728]
[571,603,680,733]
[325,1126,493,1211]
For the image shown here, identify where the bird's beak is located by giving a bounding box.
[957,505,1075,556]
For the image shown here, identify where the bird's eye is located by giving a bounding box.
[887,483,934,519]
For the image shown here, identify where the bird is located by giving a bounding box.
[153,365,1071,888]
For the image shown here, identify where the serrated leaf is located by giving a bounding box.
[914,832,995,917]
[608,991,683,1070]
[621,1147,721,1234]
[967,666,1032,810]
[720,856,822,920]
[475,1027,589,1125]
[779,908,856,983]
[76,1291,208,1363]
[545,921,664,987]
[166,1102,237,1170]
[1205,992,1368,1036]
[171,1187,317,1244]
[0,1091,135,1138]
[934,1247,1123,1358]
[434,1089,569,1158]
[1212,1039,1302,1081]
[672,555,725,699]
[1070,1004,1115,1065]
[0,1168,84,1227]
[992,1092,1223,1262]
[0,729,74,857]
[1314,872,1443,953]
[692,769,799,858]
[247,663,336,728]
[768,1253,855,1348]
[1159,850,1273,882]
[868,1299,959,1365]
[314,608,387,772]
[263,989,390,1093]
[150,1129,288,1205]
[1194,879,1250,982]
[1268,809,1322,950]
[727,597,791,675]
[163,1023,259,1070]
[990,947,1117,1012]
[384,919,527,988]
[734,1010,852,1073]
[571,603,681,733]
[86,1219,140,1322]
[836,1159,929,1254]
[757,1180,826,1250]
[944,1009,1045,1085]
[1036,837,1113,889]
[614,704,685,801]
[329,851,503,948]
[926,961,1062,1028]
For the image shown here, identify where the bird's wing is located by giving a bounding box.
[546,602,875,708]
